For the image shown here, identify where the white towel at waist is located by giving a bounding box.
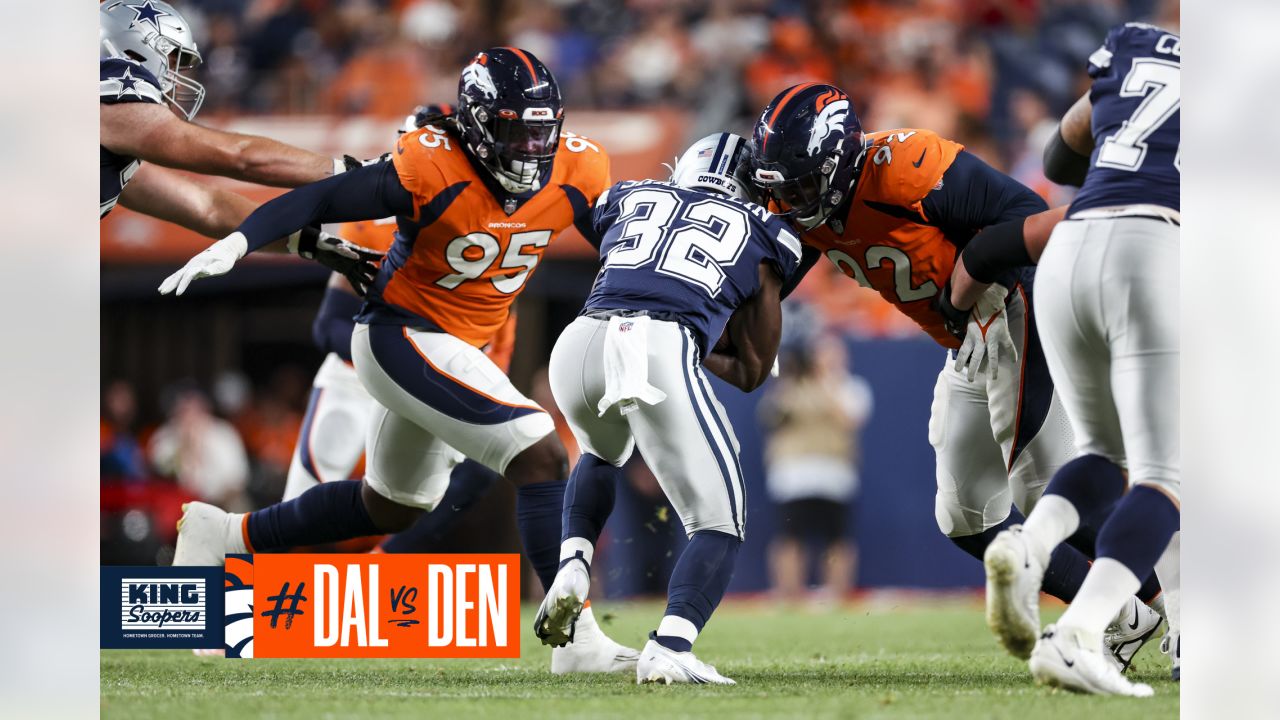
[597,315,667,416]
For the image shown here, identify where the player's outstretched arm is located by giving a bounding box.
[157,162,407,296]
[703,263,783,392]
[119,164,262,239]
[101,102,339,188]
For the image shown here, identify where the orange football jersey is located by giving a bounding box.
[336,216,519,371]
[799,129,964,348]
[373,126,610,348]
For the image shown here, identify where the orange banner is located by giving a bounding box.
[225,553,521,659]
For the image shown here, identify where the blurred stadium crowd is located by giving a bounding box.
[102,0,1179,591]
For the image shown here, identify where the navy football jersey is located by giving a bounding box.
[584,180,803,354]
[1070,23,1180,214]
[100,58,164,218]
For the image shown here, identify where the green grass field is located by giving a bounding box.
[101,597,1177,719]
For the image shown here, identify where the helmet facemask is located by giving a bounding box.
[151,33,204,120]
[463,102,561,194]
[754,145,845,230]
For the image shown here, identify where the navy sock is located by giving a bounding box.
[657,530,741,652]
[1096,485,1180,580]
[562,453,619,545]
[1045,454,1128,518]
[380,460,500,553]
[949,516,1093,603]
[246,479,380,552]
[516,480,567,592]
[1059,497,1164,603]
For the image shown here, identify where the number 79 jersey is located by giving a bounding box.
[1070,23,1180,214]
[583,180,803,355]
[364,125,610,347]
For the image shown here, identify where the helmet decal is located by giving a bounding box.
[807,98,849,156]
[462,62,498,100]
[125,1,170,31]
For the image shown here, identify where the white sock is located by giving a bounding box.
[560,536,595,566]
[1022,495,1081,551]
[1059,558,1141,635]
[656,615,698,647]
[1154,531,1180,634]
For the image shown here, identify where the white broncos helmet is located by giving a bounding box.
[669,133,751,201]
[100,1,205,120]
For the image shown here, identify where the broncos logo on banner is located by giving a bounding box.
[224,554,255,658]
[462,62,498,100]
[807,98,849,156]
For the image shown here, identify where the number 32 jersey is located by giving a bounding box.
[584,180,803,355]
[1070,23,1180,214]
[361,126,610,347]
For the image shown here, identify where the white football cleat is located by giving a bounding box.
[636,634,735,685]
[1160,630,1180,681]
[550,605,639,674]
[983,525,1048,659]
[1030,624,1154,697]
[172,502,243,566]
[1104,597,1163,672]
[534,557,591,647]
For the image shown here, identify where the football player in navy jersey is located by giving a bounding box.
[100,1,375,284]
[944,22,1180,696]
[535,133,802,685]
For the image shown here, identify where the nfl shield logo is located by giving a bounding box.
[503,198,518,214]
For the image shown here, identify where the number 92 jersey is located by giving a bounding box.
[583,180,803,355]
[1070,23,1180,215]
[362,125,610,348]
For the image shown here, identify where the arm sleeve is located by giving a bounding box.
[238,160,415,252]
[920,150,1048,248]
[1043,125,1091,187]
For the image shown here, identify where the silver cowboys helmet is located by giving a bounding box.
[100,1,205,120]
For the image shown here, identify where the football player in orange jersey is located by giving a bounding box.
[161,49,638,673]
[747,84,1164,668]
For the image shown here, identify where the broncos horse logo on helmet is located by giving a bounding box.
[748,83,864,230]
[456,48,564,194]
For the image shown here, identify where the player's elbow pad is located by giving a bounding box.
[1043,125,1091,187]
[961,218,1032,284]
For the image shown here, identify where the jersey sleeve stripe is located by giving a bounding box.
[775,228,803,263]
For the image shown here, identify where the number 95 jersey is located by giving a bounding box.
[362,125,610,347]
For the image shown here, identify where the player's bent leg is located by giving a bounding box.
[623,324,744,684]
[282,355,375,500]
[378,460,502,553]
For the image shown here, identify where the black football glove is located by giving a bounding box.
[342,153,392,172]
[289,225,383,297]
[933,279,970,342]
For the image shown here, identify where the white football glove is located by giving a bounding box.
[158,232,248,296]
[953,283,1019,382]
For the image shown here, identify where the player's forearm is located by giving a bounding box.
[703,352,761,392]
[225,133,337,187]
[120,166,259,239]
[237,162,409,253]
[948,207,1067,310]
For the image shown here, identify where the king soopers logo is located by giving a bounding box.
[121,577,206,630]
